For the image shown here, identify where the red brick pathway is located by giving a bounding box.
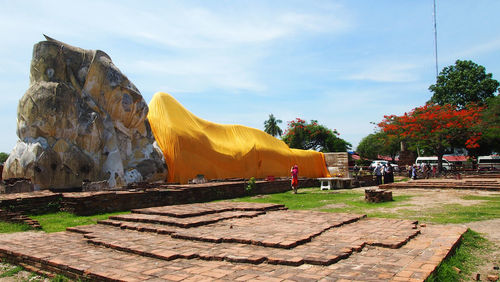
[0,202,467,281]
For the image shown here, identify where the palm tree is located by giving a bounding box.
[264,114,283,137]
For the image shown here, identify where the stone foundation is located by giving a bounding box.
[353,175,377,187]
[1,179,319,216]
[0,191,61,214]
[0,178,34,194]
[0,202,468,281]
[0,209,41,229]
[365,189,393,203]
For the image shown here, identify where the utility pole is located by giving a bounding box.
[433,0,439,79]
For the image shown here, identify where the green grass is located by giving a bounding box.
[426,229,490,282]
[0,265,23,278]
[0,261,72,281]
[0,221,32,233]
[232,187,500,224]
[395,177,410,182]
[233,187,412,214]
[51,274,73,282]
[30,211,130,233]
[462,195,500,202]
[400,194,500,224]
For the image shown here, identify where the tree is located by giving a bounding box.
[264,114,283,137]
[480,95,500,153]
[357,133,383,160]
[0,152,8,163]
[378,103,484,172]
[281,118,351,152]
[357,132,400,161]
[429,60,499,109]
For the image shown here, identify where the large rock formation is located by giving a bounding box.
[2,36,167,190]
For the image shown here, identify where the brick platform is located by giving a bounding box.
[0,190,61,214]
[0,202,466,281]
[365,189,393,203]
[380,178,500,191]
[1,179,320,216]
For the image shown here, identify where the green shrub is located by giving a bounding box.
[246,177,256,195]
[0,152,8,163]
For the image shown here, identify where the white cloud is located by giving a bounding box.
[441,38,500,64]
[127,53,266,93]
[344,62,420,83]
[0,1,349,50]
[0,1,353,98]
[123,4,351,49]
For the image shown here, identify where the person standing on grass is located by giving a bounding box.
[353,164,360,179]
[290,164,299,194]
[424,163,431,179]
[385,164,394,183]
[382,164,389,184]
[411,164,418,180]
[374,163,383,185]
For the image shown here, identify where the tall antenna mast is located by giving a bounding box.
[433,0,439,79]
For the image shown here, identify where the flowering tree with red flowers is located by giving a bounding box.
[378,103,484,172]
[281,118,351,152]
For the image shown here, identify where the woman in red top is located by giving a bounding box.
[291,165,299,194]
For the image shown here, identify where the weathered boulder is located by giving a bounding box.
[2,35,167,190]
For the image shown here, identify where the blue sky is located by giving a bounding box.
[1,0,500,153]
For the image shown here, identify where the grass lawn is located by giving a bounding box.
[0,264,23,278]
[233,188,411,210]
[0,221,32,234]
[233,187,500,224]
[30,211,130,233]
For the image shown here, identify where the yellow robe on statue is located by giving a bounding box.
[147,92,329,184]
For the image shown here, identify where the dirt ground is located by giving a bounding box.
[466,219,500,281]
[352,186,498,211]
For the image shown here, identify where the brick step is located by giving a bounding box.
[385,183,500,187]
[381,180,500,191]
[0,224,460,281]
[0,202,468,281]
[109,210,266,228]
[386,183,499,186]
[444,183,497,185]
[0,208,41,229]
[95,212,368,249]
[397,181,499,185]
[162,211,366,249]
[383,185,500,191]
[80,217,419,266]
[96,219,180,234]
[131,202,286,217]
